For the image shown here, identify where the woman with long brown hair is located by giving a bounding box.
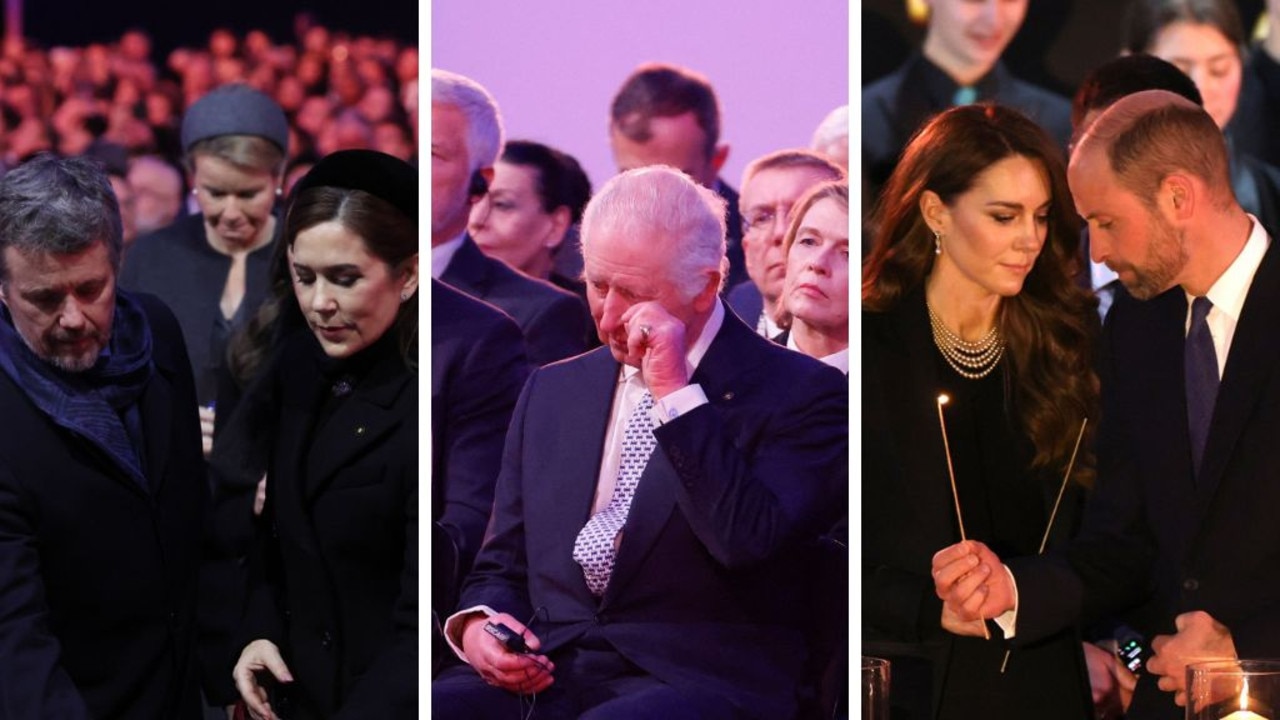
[862,103,1099,718]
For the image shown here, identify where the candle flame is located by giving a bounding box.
[937,394,950,405]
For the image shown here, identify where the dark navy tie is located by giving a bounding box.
[1185,296,1219,476]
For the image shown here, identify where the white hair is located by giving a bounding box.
[431,68,504,173]
[581,166,727,300]
[810,104,848,160]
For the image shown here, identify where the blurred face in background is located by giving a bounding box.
[469,160,569,277]
[924,0,1028,75]
[1147,21,1242,129]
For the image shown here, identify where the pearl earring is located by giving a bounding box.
[400,292,410,302]
[934,230,942,256]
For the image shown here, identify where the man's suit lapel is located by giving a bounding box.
[524,348,616,603]
[1195,237,1280,519]
[439,236,492,299]
[602,310,760,603]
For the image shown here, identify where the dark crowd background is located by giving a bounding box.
[863,0,1267,94]
[15,0,416,55]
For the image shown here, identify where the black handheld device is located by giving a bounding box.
[1115,627,1148,674]
[484,620,531,654]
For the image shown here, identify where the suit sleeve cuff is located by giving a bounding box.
[651,384,707,425]
[443,605,497,664]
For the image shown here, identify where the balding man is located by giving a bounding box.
[931,90,1280,719]
[433,167,846,719]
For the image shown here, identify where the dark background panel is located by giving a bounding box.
[12,0,416,55]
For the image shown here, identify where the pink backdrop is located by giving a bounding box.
[430,0,850,193]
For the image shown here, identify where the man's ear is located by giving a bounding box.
[710,143,729,175]
[1162,173,1195,222]
[693,269,721,313]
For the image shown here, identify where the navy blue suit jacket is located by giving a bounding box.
[431,280,529,613]
[441,236,593,365]
[726,280,764,330]
[0,292,206,719]
[458,306,848,720]
[1015,233,1280,719]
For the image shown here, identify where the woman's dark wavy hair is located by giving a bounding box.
[863,103,1099,485]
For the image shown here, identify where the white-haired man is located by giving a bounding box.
[432,166,847,719]
[431,68,592,365]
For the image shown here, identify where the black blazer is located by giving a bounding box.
[863,290,1092,719]
[0,292,206,719]
[459,306,848,720]
[1017,232,1280,720]
[440,235,593,365]
[244,331,417,719]
[120,212,279,404]
[430,280,529,614]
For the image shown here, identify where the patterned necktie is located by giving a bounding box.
[1185,296,1219,477]
[572,390,657,596]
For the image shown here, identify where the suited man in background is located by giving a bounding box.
[585,62,748,291]
[431,68,593,365]
[431,278,530,671]
[432,166,847,719]
[725,149,844,337]
[0,154,206,718]
[934,90,1280,719]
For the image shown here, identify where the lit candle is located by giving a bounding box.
[935,394,988,641]
[1221,677,1269,720]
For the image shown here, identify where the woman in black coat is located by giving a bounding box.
[862,104,1100,719]
[231,150,419,720]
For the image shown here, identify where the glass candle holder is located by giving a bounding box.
[1187,659,1280,720]
[862,656,890,720]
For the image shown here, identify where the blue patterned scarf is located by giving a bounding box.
[0,290,155,486]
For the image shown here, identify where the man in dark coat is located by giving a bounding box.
[0,154,206,718]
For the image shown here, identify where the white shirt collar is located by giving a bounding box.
[785,329,849,373]
[431,231,467,279]
[1191,215,1269,327]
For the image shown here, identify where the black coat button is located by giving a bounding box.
[1183,578,1200,592]
[321,630,333,649]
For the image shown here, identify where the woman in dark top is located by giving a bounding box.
[862,104,1099,719]
[231,150,418,720]
[467,139,592,300]
[119,83,289,456]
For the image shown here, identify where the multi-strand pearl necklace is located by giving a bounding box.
[926,302,1005,380]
